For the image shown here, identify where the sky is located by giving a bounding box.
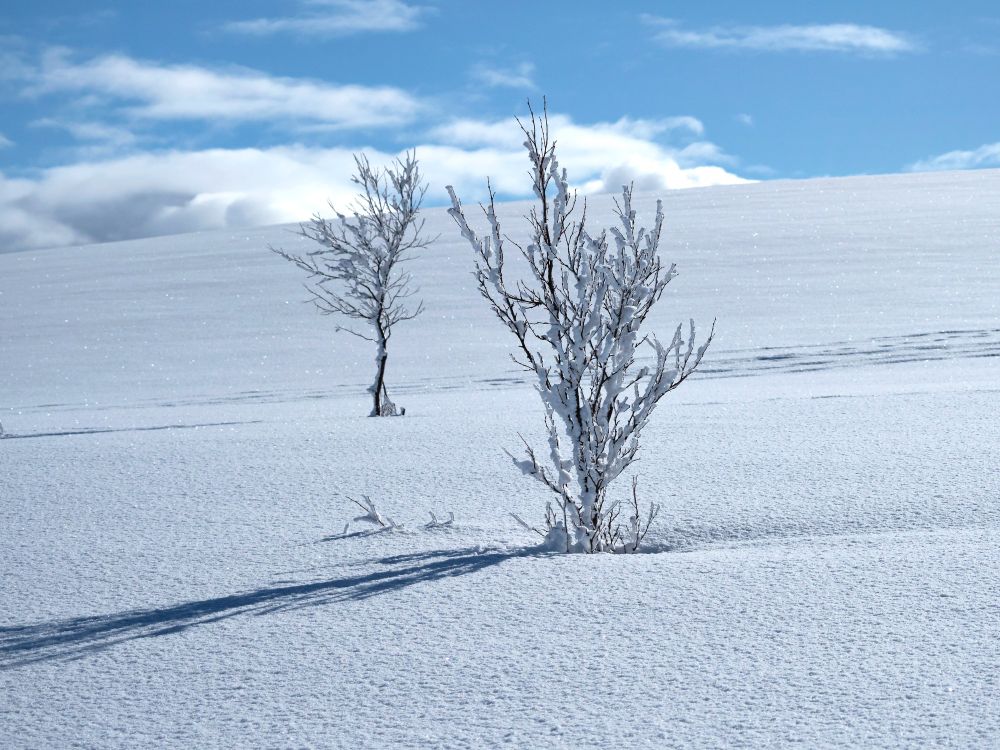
[0,0,998,251]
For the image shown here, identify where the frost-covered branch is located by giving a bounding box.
[346,495,398,529]
[425,511,455,529]
[338,496,457,535]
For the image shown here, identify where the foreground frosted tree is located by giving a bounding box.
[447,105,713,552]
[274,152,429,416]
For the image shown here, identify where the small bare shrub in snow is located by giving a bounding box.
[339,496,454,535]
[274,152,430,417]
[447,103,713,553]
[343,495,401,533]
[425,511,455,529]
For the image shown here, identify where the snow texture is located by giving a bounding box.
[2,168,999,748]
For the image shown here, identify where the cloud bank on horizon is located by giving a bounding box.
[0,110,747,252]
[0,1,995,252]
[0,46,747,252]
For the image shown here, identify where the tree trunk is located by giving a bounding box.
[371,334,389,417]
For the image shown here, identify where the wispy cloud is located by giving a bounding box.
[470,62,536,89]
[0,111,748,252]
[908,142,1000,171]
[642,17,916,55]
[28,118,139,159]
[0,133,12,149]
[736,113,754,126]
[44,8,118,30]
[0,36,33,82]
[224,0,430,37]
[32,118,137,146]
[25,50,423,129]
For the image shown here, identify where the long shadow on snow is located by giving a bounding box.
[0,420,262,441]
[0,546,528,669]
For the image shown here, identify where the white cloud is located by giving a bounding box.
[32,118,137,147]
[426,113,741,196]
[908,142,1000,171]
[0,112,748,252]
[0,148,361,252]
[643,17,916,55]
[736,113,754,126]
[587,162,746,195]
[27,50,422,129]
[0,173,84,251]
[429,114,704,150]
[470,62,536,89]
[0,133,12,148]
[224,0,430,37]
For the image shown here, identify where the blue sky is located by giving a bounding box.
[1,0,998,250]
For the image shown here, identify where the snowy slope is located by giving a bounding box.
[1,169,999,748]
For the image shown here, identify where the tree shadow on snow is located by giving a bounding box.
[0,420,262,441]
[0,547,531,669]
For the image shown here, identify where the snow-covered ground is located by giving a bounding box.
[2,169,999,748]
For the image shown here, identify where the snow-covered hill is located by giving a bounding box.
[2,169,999,748]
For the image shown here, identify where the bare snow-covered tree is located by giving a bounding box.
[447,104,714,553]
[273,152,430,416]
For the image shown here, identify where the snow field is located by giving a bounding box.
[2,168,999,747]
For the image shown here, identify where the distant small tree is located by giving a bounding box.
[274,152,430,416]
[447,104,713,552]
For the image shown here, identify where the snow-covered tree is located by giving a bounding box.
[447,104,713,553]
[274,152,430,416]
